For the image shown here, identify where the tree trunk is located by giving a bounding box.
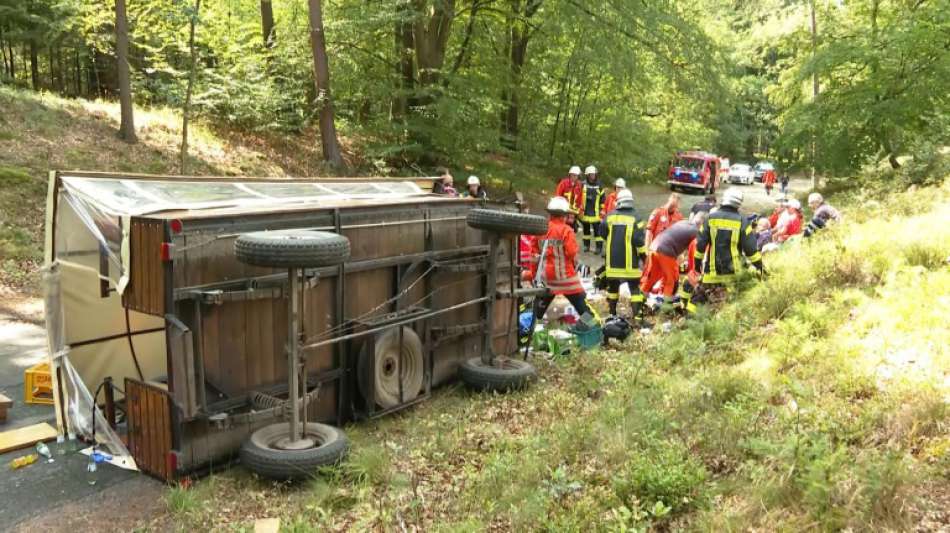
[7,38,15,79]
[29,42,39,90]
[0,27,7,78]
[260,0,275,48]
[181,0,201,175]
[392,0,415,120]
[48,47,55,91]
[306,0,344,167]
[501,0,539,150]
[809,0,819,189]
[115,0,137,142]
[411,0,455,96]
[74,48,82,95]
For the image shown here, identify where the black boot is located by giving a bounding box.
[608,299,618,316]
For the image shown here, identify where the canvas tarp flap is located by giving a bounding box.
[45,265,138,471]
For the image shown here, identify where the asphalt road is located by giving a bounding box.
[0,299,164,532]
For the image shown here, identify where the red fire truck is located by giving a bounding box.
[667,151,721,194]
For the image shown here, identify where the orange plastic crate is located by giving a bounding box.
[24,362,53,405]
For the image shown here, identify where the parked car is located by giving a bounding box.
[667,150,721,194]
[728,163,754,185]
[753,162,775,182]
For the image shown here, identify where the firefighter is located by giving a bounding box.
[601,178,626,221]
[461,176,488,199]
[555,166,583,209]
[600,189,647,320]
[528,196,593,321]
[692,188,764,291]
[578,165,606,253]
[640,211,706,314]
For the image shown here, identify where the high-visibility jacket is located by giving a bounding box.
[555,177,582,213]
[579,180,606,223]
[763,169,776,186]
[692,205,763,284]
[600,207,646,279]
[529,218,585,295]
[519,234,537,268]
[647,206,684,239]
[602,192,618,221]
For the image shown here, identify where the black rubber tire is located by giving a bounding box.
[357,327,425,408]
[235,230,350,268]
[466,209,548,236]
[459,356,537,392]
[240,422,348,480]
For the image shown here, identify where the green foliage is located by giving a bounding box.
[612,441,708,514]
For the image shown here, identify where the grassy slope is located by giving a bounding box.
[0,86,556,293]
[0,85,299,292]
[159,184,949,531]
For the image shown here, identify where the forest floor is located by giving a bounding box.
[142,182,948,532]
[3,86,946,531]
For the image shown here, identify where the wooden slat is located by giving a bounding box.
[0,423,57,454]
[125,379,173,480]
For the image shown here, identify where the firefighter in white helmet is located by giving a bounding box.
[598,189,647,319]
[692,187,764,289]
[526,196,593,321]
[578,165,606,253]
[601,177,628,223]
[461,175,488,199]
[555,166,583,217]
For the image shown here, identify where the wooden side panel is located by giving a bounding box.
[123,219,167,316]
[125,378,174,481]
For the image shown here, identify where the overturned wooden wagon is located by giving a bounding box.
[43,171,546,480]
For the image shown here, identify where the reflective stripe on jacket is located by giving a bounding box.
[602,208,646,279]
[579,182,605,222]
[530,218,585,295]
[693,206,761,284]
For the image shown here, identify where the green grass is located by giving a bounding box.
[0,85,295,292]
[153,180,949,531]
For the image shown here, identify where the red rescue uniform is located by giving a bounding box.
[647,207,684,239]
[529,217,584,295]
[602,191,618,221]
[555,177,582,213]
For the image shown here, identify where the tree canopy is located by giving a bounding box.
[0,0,946,179]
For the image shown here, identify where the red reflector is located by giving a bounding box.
[166,451,178,478]
[170,219,183,234]
[160,242,173,262]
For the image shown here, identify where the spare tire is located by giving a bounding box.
[459,356,537,392]
[235,230,350,269]
[358,327,425,408]
[466,209,547,236]
[240,422,348,480]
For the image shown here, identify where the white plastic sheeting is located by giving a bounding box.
[60,176,426,216]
